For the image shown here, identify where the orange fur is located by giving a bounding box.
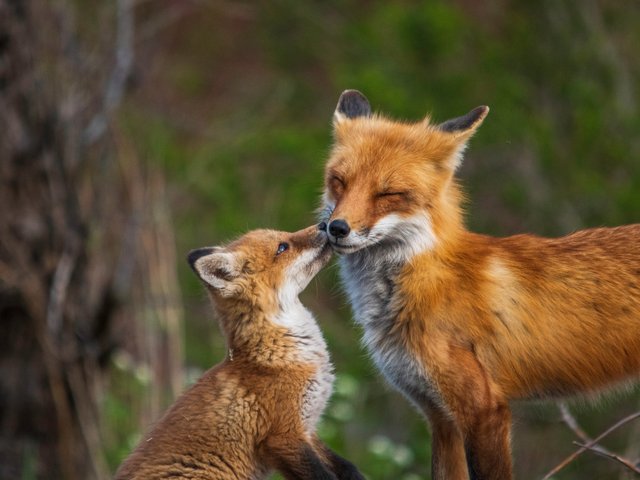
[115,226,364,480]
[322,90,640,480]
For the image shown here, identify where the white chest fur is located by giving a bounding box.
[340,249,442,411]
[273,301,335,434]
[301,363,335,435]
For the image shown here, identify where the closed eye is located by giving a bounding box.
[376,191,406,198]
[329,175,345,190]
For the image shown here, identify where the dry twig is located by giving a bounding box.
[572,441,640,476]
[542,407,640,479]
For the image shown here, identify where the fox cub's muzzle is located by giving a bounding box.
[290,224,330,250]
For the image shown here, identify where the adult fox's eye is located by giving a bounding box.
[329,176,345,196]
[276,242,289,256]
[377,191,406,198]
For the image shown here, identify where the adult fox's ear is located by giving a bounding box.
[333,89,372,125]
[437,105,489,138]
[188,248,241,297]
[437,105,489,170]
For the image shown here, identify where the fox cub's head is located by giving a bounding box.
[188,225,331,309]
[321,90,488,258]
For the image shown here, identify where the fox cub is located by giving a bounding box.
[115,225,364,480]
[321,90,640,480]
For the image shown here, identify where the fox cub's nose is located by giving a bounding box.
[328,219,351,239]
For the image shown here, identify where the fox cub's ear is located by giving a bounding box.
[188,248,241,297]
[437,105,489,170]
[334,89,372,125]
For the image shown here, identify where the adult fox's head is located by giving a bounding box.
[321,90,488,259]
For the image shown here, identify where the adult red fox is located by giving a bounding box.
[321,90,640,480]
[115,225,364,480]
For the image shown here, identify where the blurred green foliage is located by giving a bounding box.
[107,1,640,478]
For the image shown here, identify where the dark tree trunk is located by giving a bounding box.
[0,1,136,478]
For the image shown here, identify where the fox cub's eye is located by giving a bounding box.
[276,242,289,256]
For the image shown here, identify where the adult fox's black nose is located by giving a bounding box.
[328,219,351,239]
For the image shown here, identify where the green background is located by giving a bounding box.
[104,1,640,478]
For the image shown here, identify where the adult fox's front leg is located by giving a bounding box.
[427,409,469,480]
[462,401,512,480]
[437,345,513,480]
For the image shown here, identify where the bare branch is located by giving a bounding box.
[558,402,589,441]
[557,402,635,459]
[621,399,640,480]
[557,403,619,456]
[572,441,640,476]
[543,410,640,479]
